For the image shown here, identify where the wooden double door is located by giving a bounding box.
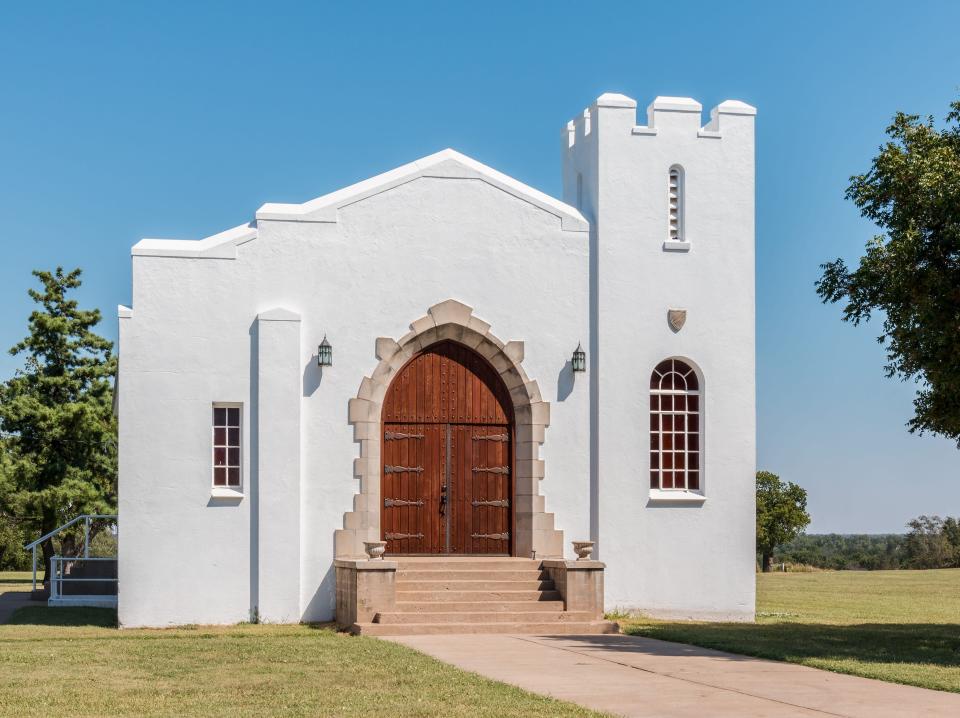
[381,341,513,555]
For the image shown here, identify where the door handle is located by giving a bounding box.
[440,484,447,515]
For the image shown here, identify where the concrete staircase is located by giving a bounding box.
[352,557,618,636]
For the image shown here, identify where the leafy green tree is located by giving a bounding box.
[0,518,31,571]
[942,517,960,568]
[817,99,960,443]
[0,268,116,577]
[756,471,811,572]
[0,437,31,570]
[903,515,952,569]
[902,515,960,569]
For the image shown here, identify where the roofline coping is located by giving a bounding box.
[255,148,588,232]
[132,223,257,259]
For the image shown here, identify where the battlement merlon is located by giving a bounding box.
[563,93,756,146]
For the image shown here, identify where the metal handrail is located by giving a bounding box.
[23,514,118,591]
[49,556,118,602]
[23,514,116,550]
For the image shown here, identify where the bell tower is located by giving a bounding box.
[562,92,758,619]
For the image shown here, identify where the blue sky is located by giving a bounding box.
[1,2,957,532]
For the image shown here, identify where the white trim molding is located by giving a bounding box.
[648,489,706,504]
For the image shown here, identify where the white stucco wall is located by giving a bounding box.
[563,94,757,620]
[118,153,591,627]
[119,93,757,627]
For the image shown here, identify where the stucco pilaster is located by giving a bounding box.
[255,308,302,622]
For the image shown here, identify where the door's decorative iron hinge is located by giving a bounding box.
[384,431,424,440]
[385,532,424,541]
[472,466,510,474]
[471,499,510,508]
[471,532,510,540]
[383,465,424,474]
[473,433,508,442]
[384,498,424,507]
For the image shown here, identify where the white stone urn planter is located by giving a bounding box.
[363,541,387,560]
[572,540,594,560]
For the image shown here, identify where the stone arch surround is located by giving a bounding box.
[336,299,564,560]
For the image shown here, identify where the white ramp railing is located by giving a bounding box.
[48,556,118,603]
[23,514,118,592]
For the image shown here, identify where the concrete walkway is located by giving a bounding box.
[389,633,960,717]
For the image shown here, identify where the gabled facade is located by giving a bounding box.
[118,93,756,627]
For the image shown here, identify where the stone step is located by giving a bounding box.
[393,558,538,571]
[394,600,566,613]
[395,579,555,592]
[395,589,561,603]
[352,620,620,636]
[375,610,595,624]
[397,569,546,582]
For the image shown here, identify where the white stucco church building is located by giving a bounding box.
[117,91,757,631]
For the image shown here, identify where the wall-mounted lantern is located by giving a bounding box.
[572,342,586,373]
[317,335,333,367]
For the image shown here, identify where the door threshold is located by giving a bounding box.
[388,554,514,558]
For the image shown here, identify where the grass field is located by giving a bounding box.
[0,602,604,718]
[3,569,958,714]
[0,570,36,591]
[619,568,960,693]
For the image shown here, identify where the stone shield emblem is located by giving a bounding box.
[668,309,687,332]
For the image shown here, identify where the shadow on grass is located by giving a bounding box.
[8,605,117,628]
[303,621,340,632]
[0,577,41,585]
[612,621,960,671]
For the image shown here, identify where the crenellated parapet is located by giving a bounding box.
[563,93,756,148]
[560,91,756,222]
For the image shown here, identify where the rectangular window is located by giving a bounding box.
[213,405,242,488]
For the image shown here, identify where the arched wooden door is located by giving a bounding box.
[381,341,513,555]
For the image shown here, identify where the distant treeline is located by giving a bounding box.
[772,516,960,571]
[773,533,906,570]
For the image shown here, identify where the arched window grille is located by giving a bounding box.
[650,359,700,490]
[668,166,684,241]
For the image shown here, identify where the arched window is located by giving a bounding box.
[650,359,700,491]
[668,166,684,242]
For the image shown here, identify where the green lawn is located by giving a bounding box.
[4,569,958,712]
[0,570,37,591]
[618,568,960,693]
[0,602,605,718]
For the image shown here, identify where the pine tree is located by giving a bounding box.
[0,268,117,579]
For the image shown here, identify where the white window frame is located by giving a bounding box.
[649,359,704,503]
[664,165,691,252]
[211,402,243,497]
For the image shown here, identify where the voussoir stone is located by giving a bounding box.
[427,299,473,326]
